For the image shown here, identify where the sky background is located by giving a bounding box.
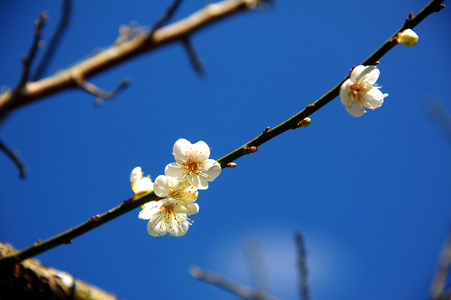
[1,0,451,299]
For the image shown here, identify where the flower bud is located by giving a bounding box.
[299,117,311,128]
[397,29,419,47]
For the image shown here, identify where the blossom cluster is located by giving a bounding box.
[130,138,221,238]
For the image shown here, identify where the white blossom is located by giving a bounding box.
[340,65,388,117]
[130,167,153,194]
[397,29,419,47]
[153,175,198,203]
[138,199,199,237]
[165,138,221,190]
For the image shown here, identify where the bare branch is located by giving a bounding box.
[32,0,72,81]
[0,139,26,178]
[0,0,259,120]
[17,12,47,89]
[182,37,206,78]
[294,233,312,300]
[189,266,277,300]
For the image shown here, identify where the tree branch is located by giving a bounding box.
[216,0,445,168]
[0,139,27,178]
[189,266,277,300]
[0,0,260,120]
[16,12,47,90]
[294,233,312,300]
[431,232,451,300]
[32,0,72,81]
[0,0,445,264]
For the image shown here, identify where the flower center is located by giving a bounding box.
[187,161,199,174]
[350,83,368,104]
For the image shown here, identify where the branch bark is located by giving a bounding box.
[0,242,121,300]
[0,0,259,120]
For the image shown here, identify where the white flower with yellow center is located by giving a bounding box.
[165,138,221,190]
[138,199,199,238]
[130,167,153,194]
[340,65,388,117]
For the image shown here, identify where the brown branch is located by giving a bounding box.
[189,265,277,300]
[17,12,47,89]
[148,0,183,42]
[0,0,259,120]
[294,233,312,300]
[32,0,72,81]
[0,139,27,178]
[0,242,121,300]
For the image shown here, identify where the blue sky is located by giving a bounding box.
[1,0,451,299]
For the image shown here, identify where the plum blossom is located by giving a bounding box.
[165,138,221,190]
[130,167,153,194]
[138,198,199,237]
[340,65,388,117]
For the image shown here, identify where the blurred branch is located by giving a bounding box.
[16,12,47,90]
[0,139,26,178]
[425,98,451,144]
[182,37,206,78]
[0,242,121,300]
[431,233,451,300]
[0,192,158,265]
[189,266,277,300]
[0,0,261,120]
[32,0,72,81]
[76,77,130,106]
[242,235,271,295]
[216,0,445,168]
[294,233,312,300]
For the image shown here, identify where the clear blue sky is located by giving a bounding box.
[1,1,451,299]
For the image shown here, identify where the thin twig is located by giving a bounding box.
[76,78,130,106]
[0,0,444,264]
[33,0,72,81]
[0,0,259,120]
[431,233,451,300]
[216,0,446,168]
[0,139,26,178]
[189,266,276,300]
[182,37,206,78]
[294,233,312,300]
[17,12,47,89]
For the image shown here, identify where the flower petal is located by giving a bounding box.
[203,160,221,182]
[153,175,170,197]
[132,177,153,193]
[130,167,143,184]
[165,163,186,182]
[173,138,191,162]
[363,88,386,110]
[340,79,353,106]
[360,66,379,86]
[346,101,365,117]
[174,203,199,215]
[350,65,366,82]
[190,141,210,162]
[138,203,161,220]
[147,213,168,237]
